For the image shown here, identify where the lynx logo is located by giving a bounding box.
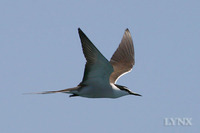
[164,118,192,126]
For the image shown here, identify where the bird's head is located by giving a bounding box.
[115,84,142,97]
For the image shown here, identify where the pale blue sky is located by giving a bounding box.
[0,0,199,133]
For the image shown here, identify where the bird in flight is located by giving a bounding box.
[34,28,141,98]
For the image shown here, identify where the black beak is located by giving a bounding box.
[130,92,142,96]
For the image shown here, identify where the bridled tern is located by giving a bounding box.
[34,28,141,98]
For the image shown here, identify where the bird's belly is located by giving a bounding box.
[78,84,114,98]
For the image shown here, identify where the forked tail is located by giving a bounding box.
[24,86,80,95]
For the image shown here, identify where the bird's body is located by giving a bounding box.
[70,83,121,98]
[72,82,127,98]
[33,28,141,98]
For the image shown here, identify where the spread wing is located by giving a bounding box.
[109,29,135,83]
[78,28,114,85]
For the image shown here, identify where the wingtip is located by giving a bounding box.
[125,28,129,32]
[124,28,132,37]
[78,28,85,37]
[78,27,81,33]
